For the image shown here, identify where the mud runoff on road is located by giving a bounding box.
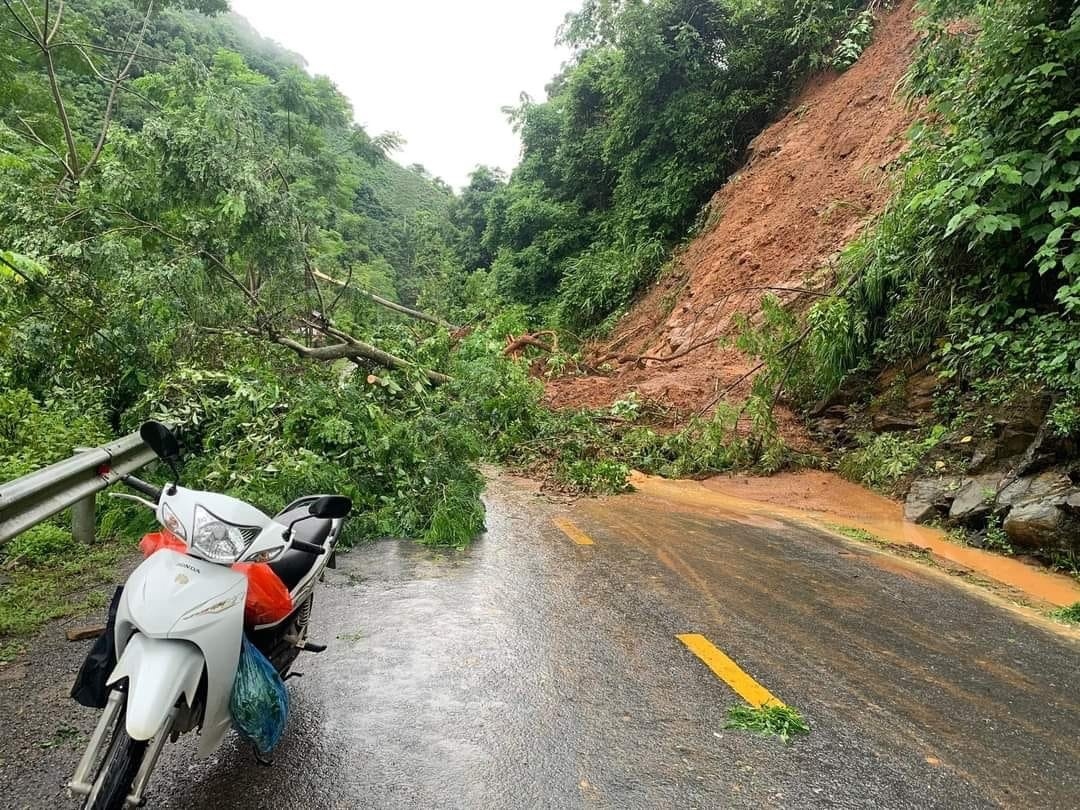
[670,470,1080,608]
[2,471,1079,809]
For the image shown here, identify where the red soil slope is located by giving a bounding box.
[546,0,921,430]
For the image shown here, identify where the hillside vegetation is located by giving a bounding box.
[453,0,882,328]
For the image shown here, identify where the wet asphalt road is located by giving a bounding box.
[3,472,1080,809]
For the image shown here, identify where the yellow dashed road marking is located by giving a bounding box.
[553,517,595,545]
[676,633,784,708]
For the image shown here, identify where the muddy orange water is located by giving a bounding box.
[628,470,1080,608]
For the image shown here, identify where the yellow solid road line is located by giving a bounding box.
[676,633,784,709]
[553,517,595,545]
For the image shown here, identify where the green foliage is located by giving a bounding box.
[0,541,129,636]
[454,0,873,330]
[838,426,946,489]
[556,240,664,329]
[558,459,632,494]
[790,0,1080,416]
[0,388,109,481]
[437,314,791,492]
[1049,601,1080,625]
[139,363,486,546]
[0,1,481,554]
[5,524,73,566]
[726,703,811,743]
[982,515,1014,555]
[788,0,871,70]
[831,8,877,70]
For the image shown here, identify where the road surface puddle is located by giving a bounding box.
[627,470,1080,608]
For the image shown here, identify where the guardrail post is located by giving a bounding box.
[71,494,97,544]
[70,447,96,544]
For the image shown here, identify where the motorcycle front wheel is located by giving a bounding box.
[82,703,148,810]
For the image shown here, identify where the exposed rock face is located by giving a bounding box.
[996,471,1070,510]
[904,476,961,523]
[948,474,1004,526]
[1003,498,1080,550]
[906,465,1080,552]
[903,370,938,413]
[872,414,920,433]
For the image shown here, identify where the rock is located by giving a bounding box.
[904,476,961,523]
[808,379,865,416]
[904,369,939,413]
[967,451,991,473]
[1003,500,1080,550]
[948,473,1003,526]
[872,414,919,433]
[1012,422,1080,477]
[997,422,1041,458]
[995,471,1080,551]
[995,471,1071,511]
[993,392,1051,459]
[815,418,846,436]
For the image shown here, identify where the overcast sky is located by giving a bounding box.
[228,0,577,189]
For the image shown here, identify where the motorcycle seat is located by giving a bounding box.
[268,506,333,591]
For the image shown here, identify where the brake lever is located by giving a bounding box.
[107,492,157,511]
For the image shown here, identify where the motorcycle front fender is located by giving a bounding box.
[107,634,203,740]
[115,549,246,756]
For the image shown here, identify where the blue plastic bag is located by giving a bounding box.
[230,636,289,754]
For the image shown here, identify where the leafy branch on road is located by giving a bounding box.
[726,703,811,743]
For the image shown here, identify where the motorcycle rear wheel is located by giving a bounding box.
[82,705,148,810]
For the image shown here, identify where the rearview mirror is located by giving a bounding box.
[308,495,351,520]
[140,421,181,462]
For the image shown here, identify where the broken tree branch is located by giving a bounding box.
[82,0,152,177]
[599,333,720,366]
[271,331,451,386]
[312,269,459,330]
[503,332,558,357]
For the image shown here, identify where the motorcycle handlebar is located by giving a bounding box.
[291,539,327,555]
[121,474,163,503]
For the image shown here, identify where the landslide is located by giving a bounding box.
[546,0,921,436]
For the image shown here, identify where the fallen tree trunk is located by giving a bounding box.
[272,333,452,386]
[312,269,459,330]
[503,331,559,358]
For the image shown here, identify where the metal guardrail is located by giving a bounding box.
[0,431,156,544]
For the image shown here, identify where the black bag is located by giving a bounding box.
[71,586,123,708]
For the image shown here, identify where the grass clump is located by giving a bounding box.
[824,523,882,545]
[1049,602,1080,625]
[0,537,129,636]
[726,703,811,743]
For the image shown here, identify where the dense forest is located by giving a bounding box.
[454,0,878,328]
[1,0,1077,630]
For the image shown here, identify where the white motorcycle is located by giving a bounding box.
[69,421,351,809]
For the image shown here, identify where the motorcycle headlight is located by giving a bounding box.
[190,505,259,563]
